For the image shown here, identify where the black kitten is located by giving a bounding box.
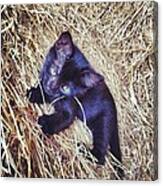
[27,32,123,177]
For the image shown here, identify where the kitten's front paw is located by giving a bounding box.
[38,115,54,135]
[38,115,47,126]
[26,87,38,103]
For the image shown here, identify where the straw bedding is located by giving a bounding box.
[1,1,157,180]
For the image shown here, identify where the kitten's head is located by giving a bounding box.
[57,60,104,97]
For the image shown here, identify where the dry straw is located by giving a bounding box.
[1,1,157,180]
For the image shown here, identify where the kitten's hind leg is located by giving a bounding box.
[87,116,109,165]
[110,129,124,179]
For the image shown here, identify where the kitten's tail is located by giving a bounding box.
[110,129,124,179]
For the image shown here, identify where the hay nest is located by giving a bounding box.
[1,1,157,180]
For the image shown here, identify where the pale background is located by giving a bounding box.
[0,0,162,185]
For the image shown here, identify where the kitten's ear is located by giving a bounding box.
[81,69,104,88]
[55,31,74,58]
[59,31,72,42]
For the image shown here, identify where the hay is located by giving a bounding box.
[1,1,157,180]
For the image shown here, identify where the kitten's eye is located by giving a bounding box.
[60,85,71,95]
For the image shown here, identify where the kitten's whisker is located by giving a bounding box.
[74,96,87,126]
[47,96,65,113]
[74,96,93,141]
